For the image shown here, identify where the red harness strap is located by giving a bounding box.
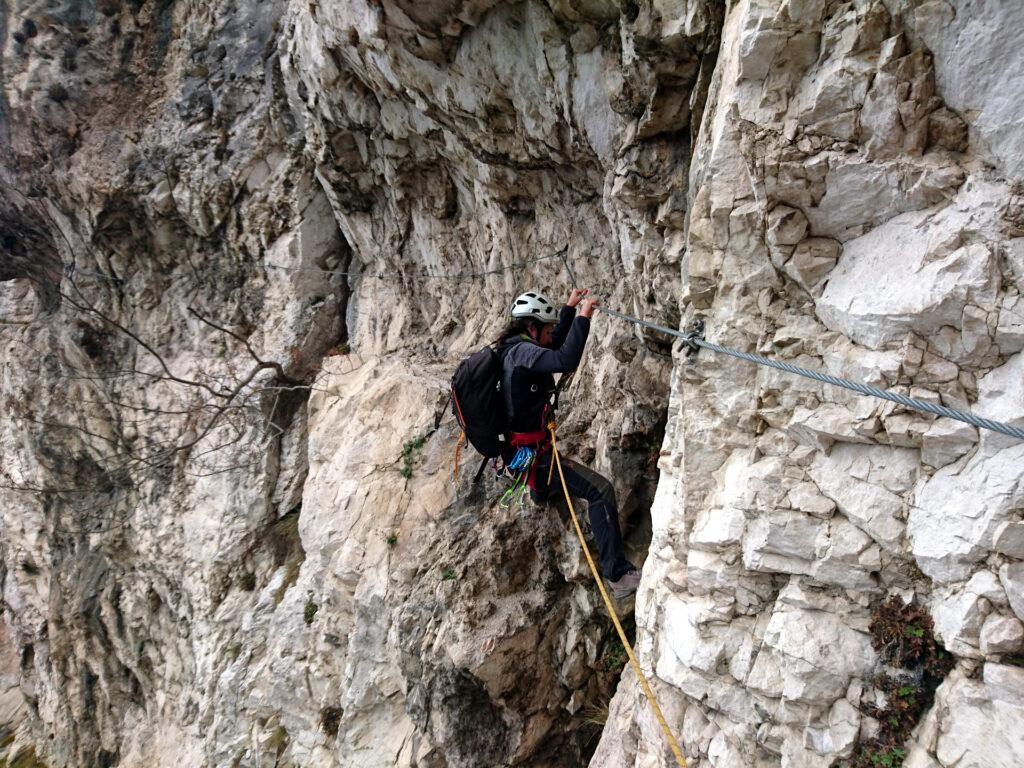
[510,429,548,448]
[510,429,551,490]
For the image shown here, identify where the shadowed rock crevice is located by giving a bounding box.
[0,206,61,313]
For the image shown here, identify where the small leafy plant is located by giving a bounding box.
[400,435,426,479]
[846,597,954,768]
[237,571,256,591]
[870,747,906,767]
[603,639,628,672]
[442,567,456,581]
[320,706,343,738]
[385,532,398,547]
[304,591,319,625]
[325,342,350,356]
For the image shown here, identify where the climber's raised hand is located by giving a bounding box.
[567,288,589,308]
[579,297,600,319]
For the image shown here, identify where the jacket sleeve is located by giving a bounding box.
[549,305,576,349]
[523,316,590,374]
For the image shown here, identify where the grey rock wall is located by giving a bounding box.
[0,1,1022,767]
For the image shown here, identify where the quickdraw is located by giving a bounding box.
[498,445,536,509]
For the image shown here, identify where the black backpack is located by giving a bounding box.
[451,342,517,461]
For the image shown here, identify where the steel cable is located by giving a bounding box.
[598,307,1024,442]
[31,258,1024,441]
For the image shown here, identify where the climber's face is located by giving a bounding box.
[530,323,555,348]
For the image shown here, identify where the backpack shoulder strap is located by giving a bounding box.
[437,392,453,428]
[494,339,519,365]
[472,455,489,483]
[497,336,532,360]
[496,336,524,351]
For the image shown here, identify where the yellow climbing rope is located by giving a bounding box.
[548,422,687,768]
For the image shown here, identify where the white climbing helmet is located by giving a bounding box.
[510,291,558,324]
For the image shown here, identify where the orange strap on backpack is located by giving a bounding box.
[453,430,465,478]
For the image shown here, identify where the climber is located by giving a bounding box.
[497,289,642,599]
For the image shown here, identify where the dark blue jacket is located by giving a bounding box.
[500,305,591,433]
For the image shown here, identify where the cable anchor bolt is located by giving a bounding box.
[681,318,705,361]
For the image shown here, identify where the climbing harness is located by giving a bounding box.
[599,308,1024,443]
[548,421,687,767]
[498,429,553,507]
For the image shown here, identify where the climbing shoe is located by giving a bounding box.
[608,568,642,599]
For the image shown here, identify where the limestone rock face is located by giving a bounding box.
[928,665,1024,768]
[1,1,1023,768]
[590,0,1024,766]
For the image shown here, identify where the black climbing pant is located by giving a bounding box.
[531,454,635,580]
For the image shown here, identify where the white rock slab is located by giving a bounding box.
[690,450,752,551]
[658,594,727,676]
[803,697,860,757]
[975,352,1024,452]
[980,614,1024,655]
[910,0,1024,179]
[788,482,836,518]
[748,605,875,705]
[911,442,1024,583]
[993,522,1024,559]
[743,510,825,566]
[921,418,977,468]
[930,582,989,658]
[817,211,996,349]
[996,294,1024,355]
[804,157,963,242]
[1000,563,1024,624]
[788,404,878,452]
[934,665,1024,768]
[809,444,918,551]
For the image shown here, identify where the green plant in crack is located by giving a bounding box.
[578,692,614,757]
[320,706,343,738]
[385,532,398,548]
[270,507,305,605]
[442,567,456,581]
[870,747,906,768]
[399,435,426,479]
[846,597,954,768]
[603,639,628,672]
[237,571,256,591]
[304,591,319,625]
[2,747,48,768]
